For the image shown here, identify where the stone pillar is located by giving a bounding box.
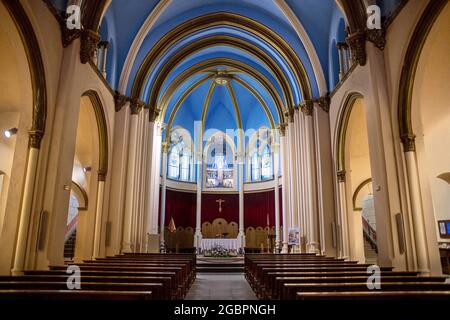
[159,143,169,249]
[273,132,281,252]
[143,119,162,252]
[122,99,143,252]
[92,175,105,258]
[402,136,430,274]
[194,151,203,251]
[238,151,245,250]
[280,126,289,253]
[337,170,349,259]
[301,101,319,254]
[12,132,42,275]
[336,42,346,80]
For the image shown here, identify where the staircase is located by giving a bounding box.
[64,230,77,260]
[197,257,244,273]
[364,236,378,265]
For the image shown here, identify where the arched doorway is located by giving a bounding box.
[410,3,450,260]
[70,92,108,261]
[337,94,377,264]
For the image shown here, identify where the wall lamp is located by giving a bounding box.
[4,128,18,139]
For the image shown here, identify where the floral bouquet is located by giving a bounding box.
[210,244,229,257]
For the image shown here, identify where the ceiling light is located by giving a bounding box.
[214,72,229,86]
[4,128,18,139]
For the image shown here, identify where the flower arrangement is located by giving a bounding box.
[207,245,229,257]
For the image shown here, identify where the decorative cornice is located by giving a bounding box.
[285,108,295,123]
[400,134,416,152]
[114,91,130,112]
[316,95,330,113]
[366,28,386,50]
[162,142,171,153]
[300,100,314,116]
[29,130,44,150]
[62,28,81,48]
[346,30,367,66]
[337,170,346,183]
[130,98,145,115]
[80,29,100,64]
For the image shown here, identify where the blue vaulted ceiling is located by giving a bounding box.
[51,0,405,137]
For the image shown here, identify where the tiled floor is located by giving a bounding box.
[185,273,258,300]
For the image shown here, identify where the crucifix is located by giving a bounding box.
[216,198,225,213]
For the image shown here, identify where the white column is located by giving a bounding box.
[304,105,319,254]
[287,120,299,253]
[280,129,289,253]
[122,105,141,253]
[404,149,430,274]
[12,143,40,275]
[337,171,349,259]
[238,152,245,250]
[159,145,169,249]
[144,121,162,252]
[194,151,203,251]
[273,132,281,252]
[92,178,105,258]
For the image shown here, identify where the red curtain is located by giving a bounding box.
[201,193,239,223]
[160,188,283,229]
[164,189,196,228]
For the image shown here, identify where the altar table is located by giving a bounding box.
[201,238,239,251]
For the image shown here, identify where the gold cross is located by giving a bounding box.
[216,198,225,213]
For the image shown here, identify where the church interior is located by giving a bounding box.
[0,0,450,303]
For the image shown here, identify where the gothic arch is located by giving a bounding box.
[81,90,109,179]
[335,92,364,173]
[397,0,449,150]
[3,0,47,148]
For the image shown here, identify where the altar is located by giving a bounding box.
[200,238,239,251]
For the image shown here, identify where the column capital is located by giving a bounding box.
[366,27,386,50]
[278,123,288,136]
[130,98,145,115]
[337,170,346,183]
[401,133,416,152]
[148,105,160,122]
[346,30,366,66]
[29,130,44,149]
[284,108,295,123]
[80,29,100,64]
[300,100,314,116]
[98,171,107,182]
[114,91,130,112]
[162,142,171,154]
[316,95,330,113]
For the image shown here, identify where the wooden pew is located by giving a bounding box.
[0,289,153,300]
[296,291,450,300]
[284,282,450,300]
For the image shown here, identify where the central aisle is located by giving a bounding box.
[185,273,258,300]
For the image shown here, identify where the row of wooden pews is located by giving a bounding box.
[0,253,195,300]
[245,253,450,300]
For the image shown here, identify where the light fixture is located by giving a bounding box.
[214,72,229,86]
[3,127,18,139]
[83,166,92,173]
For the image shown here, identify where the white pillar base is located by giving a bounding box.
[194,230,202,253]
[238,231,246,253]
[281,243,289,254]
[307,242,320,254]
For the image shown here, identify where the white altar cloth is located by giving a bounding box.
[201,238,239,251]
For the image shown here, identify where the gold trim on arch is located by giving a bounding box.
[231,76,276,129]
[398,0,449,152]
[225,81,243,130]
[158,58,286,124]
[140,36,295,114]
[82,90,109,180]
[3,0,47,149]
[201,81,217,134]
[71,181,89,211]
[352,178,372,211]
[131,12,312,104]
[335,92,364,172]
[165,74,214,136]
